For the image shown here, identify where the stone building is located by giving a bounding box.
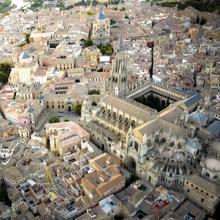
[183,174,220,215]
[81,153,125,203]
[80,46,102,71]
[43,82,88,112]
[2,99,46,130]
[83,95,156,152]
[9,51,38,85]
[17,83,42,100]
[45,121,89,156]
[41,56,75,71]
[81,81,203,189]
[92,8,110,46]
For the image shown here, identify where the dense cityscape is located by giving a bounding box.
[0,0,220,220]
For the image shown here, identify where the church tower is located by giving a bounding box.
[92,7,110,46]
[111,52,127,99]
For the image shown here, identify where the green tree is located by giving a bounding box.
[110,19,116,25]
[0,0,13,14]
[86,10,95,15]
[57,0,65,9]
[73,103,82,115]
[0,62,12,84]
[0,182,11,206]
[84,38,93,47]
[23,32,31,44]
[98,43,114,56]
[89,90,100,95]
[19,41,26,47]
[28,0,44,11]
[48,116,60,123]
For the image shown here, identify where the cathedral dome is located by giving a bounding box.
[27,104,34,113]
[19,51,32,64]
[97,10,106,20]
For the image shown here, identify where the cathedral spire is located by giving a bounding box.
[111,53,127,99]
[117,33,124,52]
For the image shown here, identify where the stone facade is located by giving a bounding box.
[92,9,110,46]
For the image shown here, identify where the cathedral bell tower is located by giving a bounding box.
[111,52,127,99]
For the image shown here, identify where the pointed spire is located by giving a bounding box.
[118,33,124,52]
[27,103,34,113]
[128,126,133,135]
[97,5,106,20]
[169,127,172,138]
[143,133,147,143]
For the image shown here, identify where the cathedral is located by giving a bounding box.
[80,40,206,189]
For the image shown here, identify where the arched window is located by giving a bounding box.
[113,112,117,120]
[154,134,159,143]
[131,120,136,128]
[119,115,123,123]
[107,109,111,117]
[124,117,129,126]
[102,107,106,115]
[147,139,151,147]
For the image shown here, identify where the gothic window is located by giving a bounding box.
[113,112,117,120]
[169,141,175,147]
[129,140,133,148]
[134,141,138,152]
[107,109,111,117]
[124,117,129,126]
[102,107,105,115]
[147,139,151,147]
[131,120,136,128]
[154,134,159,143]
[119,115,123,123]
